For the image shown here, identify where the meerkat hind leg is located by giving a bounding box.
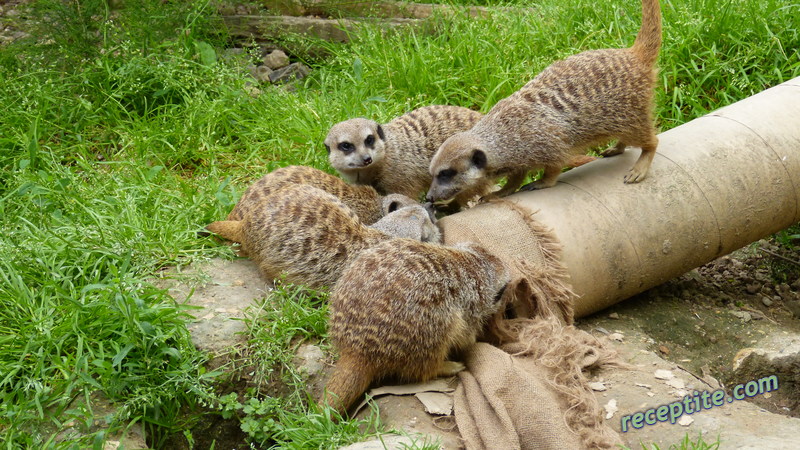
[600,141,627,158]
[437,360,466,377]
[519,165,561,191]
[494,170,528,197]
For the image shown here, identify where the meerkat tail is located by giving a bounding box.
[205,220,245,243]
[632,0,662,66]
[320,354,375,416]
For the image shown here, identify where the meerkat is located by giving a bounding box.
[210,184,440,289]
[324,105,485,204]
[206,165,421,252]
[224,165,418,226]
[320,238,510,415]
[427,0,661,203]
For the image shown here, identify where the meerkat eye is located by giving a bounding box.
[437,169,457,182]
[364,135,375,147]
[338,142,355,154]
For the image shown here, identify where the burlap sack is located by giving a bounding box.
[443,200,624,449]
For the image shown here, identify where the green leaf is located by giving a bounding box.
[112,344,134,367]
[195,40,217,67]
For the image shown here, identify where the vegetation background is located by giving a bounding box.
[0,0,798,447]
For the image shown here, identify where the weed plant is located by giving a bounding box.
[0,0,798,447]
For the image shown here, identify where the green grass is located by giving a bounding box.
[0,0,798,447]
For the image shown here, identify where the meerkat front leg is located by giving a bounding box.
[624,136,658,183]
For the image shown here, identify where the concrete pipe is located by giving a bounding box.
[440,77,800,318]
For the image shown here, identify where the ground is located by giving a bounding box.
[163,234,799,449]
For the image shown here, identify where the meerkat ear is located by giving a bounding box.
[376,124,385,141]
[471,149,487,169]
[324,143,331,154]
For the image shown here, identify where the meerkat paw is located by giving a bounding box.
[601,142,626,158]
[623,166,648,183]
[437,360,466,377]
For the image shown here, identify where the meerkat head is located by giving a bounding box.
[369,202,441,243]
[324,118,387,174]
[426,132,490,203]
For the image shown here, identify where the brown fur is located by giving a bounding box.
[211,184,440,289]
[325,105,484,204]
[226,165,389,225]
[321,239,510,414]
[206,166,421,255]
[427,0,661,202]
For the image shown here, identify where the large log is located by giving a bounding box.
[441,77,800,318]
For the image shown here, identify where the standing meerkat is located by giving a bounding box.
[324,105,484,204]
[427,0,661,202]
[209,184,440,289]
[320,239,510,414]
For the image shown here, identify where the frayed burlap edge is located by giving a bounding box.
[481,198,576,345]
[475,199,624,449]
[503,318,625,448]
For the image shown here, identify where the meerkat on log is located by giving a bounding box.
[325,105,484,204]
[427,0,662,203]
[320,239,510,415]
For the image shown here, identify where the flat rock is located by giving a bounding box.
[268,62,311,84]
[156,257,269,367]
[262,49,289,69]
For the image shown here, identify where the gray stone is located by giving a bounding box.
[262,49,289,69]
[762,296,774,307]
[294,344,326,377]
[250,64,273,83]
[268,62,311,84]
[731,310,752,323]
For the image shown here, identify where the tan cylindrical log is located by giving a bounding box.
[441,77,800,318]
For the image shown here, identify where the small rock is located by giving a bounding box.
[666,378,686,390]
[604,399,618,419]
[762,296,774,307]
[745,283,761,295]
[608,312,620,320]
[654,369,674,380]
[786,300,800,319]
[658,345,670,355]
[294,344,325,377]
[588,381,607,392]
[777,283,793,301]
[250,64,273,83]
[731,310,752,323]
[608,333,625,342]
[263,49,290,69]
[269,62,311,84]
[678,415,694,426]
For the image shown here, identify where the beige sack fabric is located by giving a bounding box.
[441,199,623,448]
[455,324,623,450]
